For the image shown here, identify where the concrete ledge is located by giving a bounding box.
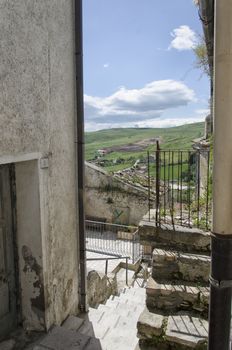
[139,221,211,253]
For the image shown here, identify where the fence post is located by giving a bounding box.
[155,141,160,227]
[126,257,128,286]
[132,233,135,264]
[147,150,151,221]
[105,259,108,276]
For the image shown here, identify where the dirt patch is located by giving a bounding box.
[106,137,161,153]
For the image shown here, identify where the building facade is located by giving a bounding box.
[0,1,80,338]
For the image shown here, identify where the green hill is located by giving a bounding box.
[85,122,204,172]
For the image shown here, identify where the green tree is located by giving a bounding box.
[193,36,210,77]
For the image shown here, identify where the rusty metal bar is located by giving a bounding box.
[126,257,128,286]
[180,151,183,224]
[197,151,200,228]
[155,141,160,227]
[206,150,210,230]
[147,150,151,222]
[188,151,191,227]
[163,151,166,223]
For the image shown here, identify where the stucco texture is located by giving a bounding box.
[0,1,79,330]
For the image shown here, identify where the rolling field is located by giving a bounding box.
[85,122,204,172]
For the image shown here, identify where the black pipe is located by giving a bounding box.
[74,0,87,312]
[208,233,232,349]
[155,141,160,227]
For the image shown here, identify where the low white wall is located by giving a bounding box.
[85,162,154,225]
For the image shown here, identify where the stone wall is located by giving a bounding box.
[0,1,79,331]
[139,222,211,253]
[85,162,154,225]
[87,271,117,308]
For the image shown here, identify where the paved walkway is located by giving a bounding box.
[27,286,146,350]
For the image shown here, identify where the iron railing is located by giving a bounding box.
[85,220,143,263]
[86,256,130,285]
[147,143,212,231]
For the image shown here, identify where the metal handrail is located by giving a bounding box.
[86,221,142,263]
[87,256,129,285]
[86,220,137,231]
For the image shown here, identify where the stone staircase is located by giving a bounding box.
[137,226,211,349]
[29,286,146,350]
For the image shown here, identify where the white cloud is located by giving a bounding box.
[103,63,110,68]
[169,25,197,51]
[84,80,196,126]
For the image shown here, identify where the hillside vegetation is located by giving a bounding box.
[85,122,204,172]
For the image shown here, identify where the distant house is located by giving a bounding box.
[97,149,108,156]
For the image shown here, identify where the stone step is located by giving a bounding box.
[62,315,85,331]
[88,312,121,340]
[97,303,131,317]
[110,296,145,308]
[98,302,144,321]
[106,295,146,309]
[146,277,209,315]
[152,249,210,283]
[33,326,92,350]
[101,315,141,350]
[119,287,146,299]
[139,220,211,254]
[137,307,208,349]
[62,315,97,339]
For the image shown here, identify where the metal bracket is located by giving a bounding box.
[40,157,49,169]
[209,275,232,289]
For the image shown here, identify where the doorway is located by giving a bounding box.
[0,164,18,339]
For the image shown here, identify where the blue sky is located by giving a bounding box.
[83,0,210,131]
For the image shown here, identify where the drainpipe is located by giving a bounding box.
[198,0,214,133]
[208,1,232,349]
[74,0,87,312]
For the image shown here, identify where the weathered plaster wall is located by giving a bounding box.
[85,162,154,225]
[0,1,78,330]
[15,161,44,331]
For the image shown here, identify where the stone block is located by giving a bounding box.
[152,249,210,283]
[165,315,208,348]
[139,221,211,253]
[137,307,165,339]
[87,270,117,307]
[37,326,90,350]
[146,277,209,314]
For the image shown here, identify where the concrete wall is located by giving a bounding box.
[85,162,154,225]
[0,1,78,330]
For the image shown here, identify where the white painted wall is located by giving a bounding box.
[0,1,79,330]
